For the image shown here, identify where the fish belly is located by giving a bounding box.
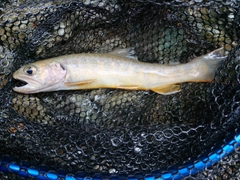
[62,56,184,95]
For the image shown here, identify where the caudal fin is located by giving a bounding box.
[191,47,227,82]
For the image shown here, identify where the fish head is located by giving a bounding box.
[13,60,67,94]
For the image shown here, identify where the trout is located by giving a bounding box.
[13,48,226,95]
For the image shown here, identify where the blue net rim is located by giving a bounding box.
[1,107,240,180]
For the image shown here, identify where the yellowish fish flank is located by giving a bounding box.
[13,48,226,94]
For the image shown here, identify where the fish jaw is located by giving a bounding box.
[13,84,39,94]
[13,71,65,94]
[12,61,67,94]
[13,70,45,94]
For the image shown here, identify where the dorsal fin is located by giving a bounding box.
[108,48,138,60]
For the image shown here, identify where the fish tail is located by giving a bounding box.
[150,48,227,95]
[191,47,227,82]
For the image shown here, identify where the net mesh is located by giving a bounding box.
[0,0,240,179]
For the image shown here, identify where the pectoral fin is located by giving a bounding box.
[151,84,181,95]
[64,79,95,87]
[118,85,140,90]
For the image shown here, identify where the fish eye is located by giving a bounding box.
[24,65,37,75]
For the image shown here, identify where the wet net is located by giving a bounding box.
[0,0,240,179]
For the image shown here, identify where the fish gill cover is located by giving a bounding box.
[0,0,240,179]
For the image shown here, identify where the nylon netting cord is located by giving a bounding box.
[0,0,240,179]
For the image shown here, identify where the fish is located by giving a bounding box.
[12,48,226,95]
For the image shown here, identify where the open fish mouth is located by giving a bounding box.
[13,78,32,93]
[13,79,29,91]
[12,73,40,94]
[15,78,28,87]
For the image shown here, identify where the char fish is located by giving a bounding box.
[13,48,226,94]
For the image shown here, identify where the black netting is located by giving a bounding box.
[0,0,240,179]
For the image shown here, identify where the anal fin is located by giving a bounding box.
[64,79,95,87]
[151,84,181,95]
